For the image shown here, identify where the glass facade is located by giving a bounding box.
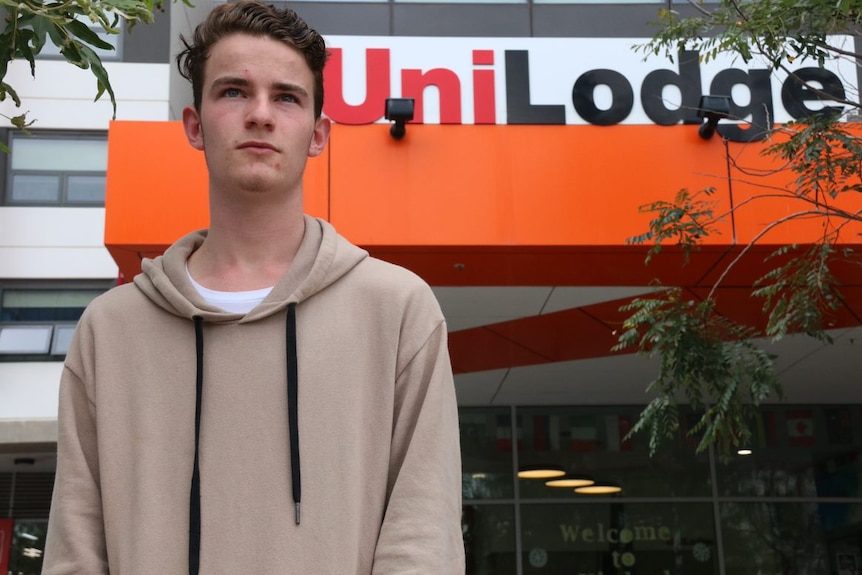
[3,404,862,572]
[461,405,862,575]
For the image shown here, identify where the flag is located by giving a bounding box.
[605,415,634,452]
[533,415,550,452]
[786,410,815,447]
[569,416,598,452]
[532,415,562,452]
[826,407,853,445]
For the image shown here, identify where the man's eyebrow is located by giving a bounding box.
[273,82,309,98]
[211,76,249,89]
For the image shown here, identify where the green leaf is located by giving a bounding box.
[66,19,115,51]
[77,43,117,118]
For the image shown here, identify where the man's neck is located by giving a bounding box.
[188,193,306,292]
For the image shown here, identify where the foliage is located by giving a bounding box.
[619,0,862,456]
[614,290,780,455]
[0,0,191,144]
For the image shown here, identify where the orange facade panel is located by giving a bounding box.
[105,121,862,285]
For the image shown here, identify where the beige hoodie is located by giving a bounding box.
[43,216,465,574]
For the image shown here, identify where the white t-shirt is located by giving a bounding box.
[186,264,273,314]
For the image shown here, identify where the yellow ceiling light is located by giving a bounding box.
[545,476,595,488]
[575,481,622,495]
[517,464,565,479]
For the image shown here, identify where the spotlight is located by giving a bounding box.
[384,98,415,140]
[696,95,731,140]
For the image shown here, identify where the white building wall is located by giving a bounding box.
[0,60,170,130]
[0,60,171,445]
[0,207,118,279]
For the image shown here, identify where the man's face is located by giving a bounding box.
[182,33,330,197]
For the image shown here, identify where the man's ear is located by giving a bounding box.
[183,106,205,151]
[308,115,331,158]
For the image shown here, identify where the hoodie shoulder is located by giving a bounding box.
[349,256,445,321]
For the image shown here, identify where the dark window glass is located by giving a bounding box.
[717,406,862,498]
[516,407,711,498]
[9,519,47,575]
[720,502,862,574]
[460,408,516,499]
[0,289,104,322]
[463,504,517,575]
[521,502,718,574]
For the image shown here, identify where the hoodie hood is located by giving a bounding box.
[132,215,369,575]
[134,215,368,322]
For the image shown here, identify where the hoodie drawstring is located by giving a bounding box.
[190,316,204,575]
[286,302,301,524]
[188,306,302,575]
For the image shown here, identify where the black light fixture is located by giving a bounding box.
[384,98,415,140]
[517,464,565,480]
[696,95,731,140]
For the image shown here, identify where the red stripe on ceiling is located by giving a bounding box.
[450,287,862,374]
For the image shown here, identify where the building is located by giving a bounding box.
[2,1,862,574]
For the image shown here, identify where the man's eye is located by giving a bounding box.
[279,94,298,103]
[224,88,242,98]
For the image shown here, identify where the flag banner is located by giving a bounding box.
[786,410,816,447]
[605,415,635,452]
[569,416,598,452]
[533,415,550,452]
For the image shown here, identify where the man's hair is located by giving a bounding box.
[176,0,327,118]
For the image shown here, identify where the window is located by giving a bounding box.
[5,132,108,206]
[460,405,862,575]
[0,284,110,358]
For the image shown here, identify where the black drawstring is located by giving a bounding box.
[286,302,301,524]
[190,316,204,575]
[188,305,301,575]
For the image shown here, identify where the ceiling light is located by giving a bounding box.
[518,464,565,479]
[546,475,595,488]
[575,481,622,495]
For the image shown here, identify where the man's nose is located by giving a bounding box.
[245,96,275,128]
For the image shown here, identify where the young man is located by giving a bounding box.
[42,2,465,573]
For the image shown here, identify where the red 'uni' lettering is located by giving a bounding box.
[402,68,462,124]
[323,48,391,125]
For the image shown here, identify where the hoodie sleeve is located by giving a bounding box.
[372,319,466,574]
[42,331,109,574]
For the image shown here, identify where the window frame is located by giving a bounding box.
[4,131,109,207]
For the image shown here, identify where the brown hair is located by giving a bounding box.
[176,0,327,118]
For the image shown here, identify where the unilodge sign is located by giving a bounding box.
[323,36,858,142]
